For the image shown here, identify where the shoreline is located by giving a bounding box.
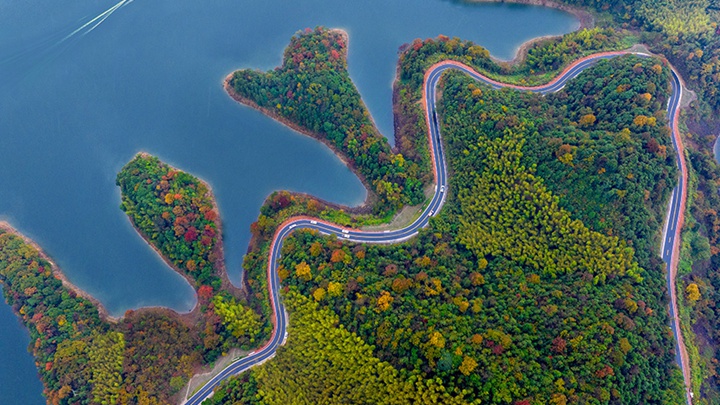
[469,0,594,66]
[120,212,201,324]
[492,34,564,66]
[223,28,384,217]
[132,152,243,301]
[0,220,204,325]
[0,221,120,323]
[471,0,594,33]
[0,148,244,327]
[333,28,390,141]
[223,75,379,214]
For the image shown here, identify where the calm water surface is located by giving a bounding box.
[0,0,577,402]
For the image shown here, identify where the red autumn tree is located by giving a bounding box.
[184,227,198,242]
[198,285,214,302]
[551,336,567,354]
[330,249,346,263]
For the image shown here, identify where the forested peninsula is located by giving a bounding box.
[225,28,424,212]
[0,155,270,405]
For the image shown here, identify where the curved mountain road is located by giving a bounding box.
[185,51,691,404]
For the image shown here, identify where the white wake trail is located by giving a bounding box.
[83,7,119,35]
[84,0,135,36]
[58,0,127,43]
[1,0,132,65]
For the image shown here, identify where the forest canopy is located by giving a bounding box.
[216,34,685,404]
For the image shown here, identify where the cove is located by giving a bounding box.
[0,0,578,403]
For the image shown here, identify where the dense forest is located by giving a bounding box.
[213,29,686,404]
[556,0,720,115]
[393,28,626,186]
[395,10,720,397]
[551,1,720,401]
[675,143,720,403]
[207,292,476,405]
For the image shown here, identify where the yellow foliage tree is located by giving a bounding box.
[550,393,568,405]
[458,356,478,376]
[453,296,470,313]
[686,283,701,302]
[377,291,394,311]
[619,337,632,355]
[327,281,343,297]
[579,113,596,127]
[309,242,322,257]
[429,331,446,348]
[185,259,196,272]
[295,261,312,281]
[313,287,326,302]
[469,272,485,286]
[633,115,649,126]
[277,265,289,281]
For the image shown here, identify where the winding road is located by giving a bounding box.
[185,51,692,404]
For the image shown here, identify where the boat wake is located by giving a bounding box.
[58,0,134,44]
[0,0,133,67]
[0,0,133,93]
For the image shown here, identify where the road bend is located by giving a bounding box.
[184,51,691,405]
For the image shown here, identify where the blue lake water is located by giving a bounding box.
[0,0,578,403]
